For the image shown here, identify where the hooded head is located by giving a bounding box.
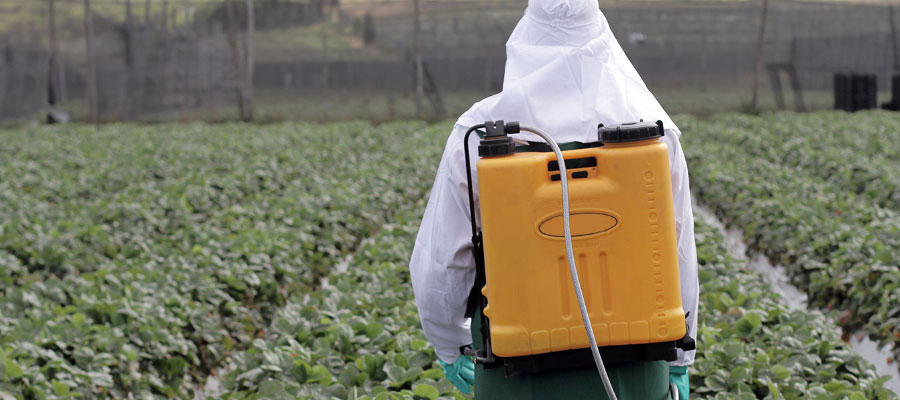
[517,0,602,46]
[458,0,678,142]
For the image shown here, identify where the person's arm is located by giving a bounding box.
[662,129,699,365]
[409,124,478,365]
[663,129,698,399]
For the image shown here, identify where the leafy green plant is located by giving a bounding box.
[691,220,894,399]
[219,205,467,400]
[679,111,900,377]
[0,121,444,398]
[1,117,895,399]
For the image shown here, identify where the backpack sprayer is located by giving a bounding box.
[461,120,695,399]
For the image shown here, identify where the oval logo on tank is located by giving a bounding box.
[537,211,619,239]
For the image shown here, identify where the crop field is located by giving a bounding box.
[0,114,898,399]
[680,111,900,371]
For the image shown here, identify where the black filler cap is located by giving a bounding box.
[598,120,665,143]
[478,120,519,157]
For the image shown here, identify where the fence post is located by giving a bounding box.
[122,0,134,119]
[162,1,169,30]
[890,6,899,71]
[413,0,424,118]
[47,0,59,110]
[225,0,247,121]
[244,0,255,122]
[751,0,769,110]
[145,0,151,27]
[322,33,329,92]
[84,0,98,123]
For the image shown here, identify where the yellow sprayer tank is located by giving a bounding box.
[476,122,685,358]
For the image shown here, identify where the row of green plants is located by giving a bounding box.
[691,112,900,211]
[678,112,900,375]
[210,200,895,399]
[0,122,445,398]
[206,119,893,399]
[2,118,895,399]
[217,203,463,400]
[690,219,893,399]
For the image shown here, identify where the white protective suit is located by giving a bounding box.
[409,0,699,368]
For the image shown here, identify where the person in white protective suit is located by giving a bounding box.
[409,0,698,398]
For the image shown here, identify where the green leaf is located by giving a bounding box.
[339,365,361,388]
[394,354,409,369]
[400,366,423,384]
[409,351,433,369]
[771,364,790,381]
[3,359,23,379]
[704,374,728,391]
[365,322,384,339]
[723,342,744,361]
[310,365,334,385]
[385,365,405,383]
[767,382,782,398]
[824,381,849,393]
[259,380,288,397]
[413,383,439,400]
[71,313,86,328]
[290,361,310,382]
[728,366,749,384]
[52,380,70,396]
[849,392,866,400]
[421,368,443,380]
[734,311,762,336]
[411,339,427,350]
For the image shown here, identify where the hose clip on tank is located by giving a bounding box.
[478,120,520,157]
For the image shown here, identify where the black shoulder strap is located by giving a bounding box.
[462,125,486,320]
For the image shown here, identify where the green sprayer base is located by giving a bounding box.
[472,311,670,400]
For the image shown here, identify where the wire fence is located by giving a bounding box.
[2,0,899,123]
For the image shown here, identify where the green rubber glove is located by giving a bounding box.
[439,355,475,394]
[669,365,689,400]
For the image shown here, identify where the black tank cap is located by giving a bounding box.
[598,120,665,143]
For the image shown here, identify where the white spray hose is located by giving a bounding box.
[520,125,618,400]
